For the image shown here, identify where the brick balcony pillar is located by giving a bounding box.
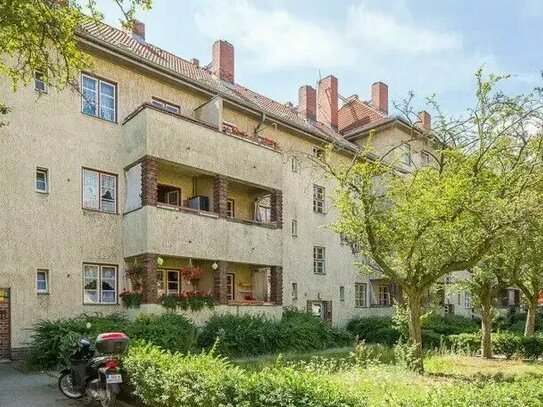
[140,254,158,304]
[270,266,283,305]
[214,261,228,304]
[270,189,283,228]
[141,155,158,206]
[213,175,228,217]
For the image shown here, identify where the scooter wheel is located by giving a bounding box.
[58,371,84,399]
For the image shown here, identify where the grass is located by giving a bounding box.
[233,347,543,407]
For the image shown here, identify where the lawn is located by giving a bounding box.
[233,347,543,406]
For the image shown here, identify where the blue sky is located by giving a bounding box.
[96,0,543,116]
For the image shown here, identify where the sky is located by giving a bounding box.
[96,0,543,117]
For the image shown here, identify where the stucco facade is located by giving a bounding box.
[0,21,456,356]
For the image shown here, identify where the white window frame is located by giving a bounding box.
[312,146,326,161]
[34,71,47,93]
[378,285,391,306]
[165,190,180,206]
[36,167,49,193]
[83,264,117,305]
[82,168,117,213]
[292,282,298,300]
[227,198,235,218]
[313,246,326,275]
[166,270,180,295]
[339,286,345,302]
[399,143,411,166]
[227,273,235,301]
[313,184,325,213]
[421,150,430,165]
[81,73,117,122]
[355,283,367,307]
[151,98,180,114]
[291,219,298,236]
[36,269,49,294]
[465,294,472,309]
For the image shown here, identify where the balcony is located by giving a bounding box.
[122,104,283,190]
[124,205,282,265]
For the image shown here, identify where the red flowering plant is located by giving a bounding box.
[125,263,144,291]
[180,263,205,289]
[119,290,142,308]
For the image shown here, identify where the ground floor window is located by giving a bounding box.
[36,270,49,294]
[227,273,235,301]
[355,283,367,307]
[157,270,181,295]
[378,284,390,306]
[83,264,117,304]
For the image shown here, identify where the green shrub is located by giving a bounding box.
[27,313,129,369]
[519,335,543,360]
[198,310,352,358]
[422,313,479,335]
[422,329,444,349]
[124,342,245,407]
[124,342,364,407]
[346,317,400,346]
[126,313,197,354]
[493,332,522,359]
[445,333,481,355]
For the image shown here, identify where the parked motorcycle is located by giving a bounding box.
[58,332,130,407]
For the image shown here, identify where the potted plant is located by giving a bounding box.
[180,262,205,290]
[119,291,142,309]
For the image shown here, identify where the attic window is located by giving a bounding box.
[152,98,180,114]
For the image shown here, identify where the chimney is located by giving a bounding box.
[372,82,388,114]
[212,40,235,83]
[190,58,200,67]
[418,111,431,130]
[298,85,316,120]
[317,75,338,129]
[131,20,145,42]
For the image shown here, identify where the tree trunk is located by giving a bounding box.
[405,292,424,373]
[525,299,538,337]
[480,303,492,359]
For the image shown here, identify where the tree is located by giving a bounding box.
[455,265,505,358]
[320,71,543,372]
[0,0,152,125]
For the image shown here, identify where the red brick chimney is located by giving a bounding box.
[298,85,316,120]
[131,20,145,42]
[317,75,338,129]
[418,111,431,130]
[212,40,235,83]
[372,82,388,114]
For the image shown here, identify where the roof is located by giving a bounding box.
[78,20,358,150]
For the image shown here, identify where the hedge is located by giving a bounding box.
[124,342,365,407]
[346,317,400,346]
[447,332,543,359]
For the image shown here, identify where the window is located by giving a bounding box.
[256,205,271,223]
[313,184,325,213]
[81,74,116,122]
[313,246,326,274]
[340,233,349,245]
[34,71,47,93]
[82,169,117,213]
[291,219,298,236]
[355,283,367,307]
[464,294,472,309]
[378,285,390,306]
[312,146,326,161]
[227,273,235,301]
[157,184,181,206]
[83,264,117,304]
[151,98,180,114]
[399,143,411,166]
[227,199,235,218]
[36,167,48,193]
[36,270,49,294]
[292,283,298,300]
[166,270,180,295]
[457,293,461,306]
[339,286,345,302]
[291,156,300,172]
[421,151,430,165]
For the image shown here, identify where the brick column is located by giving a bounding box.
[270,189,283,228]
[141,155,158,206]
[214,261,229,305]
[140,254,158,304]
[213,175,228,217]
[0,288,10,360]
[270,266,283,305]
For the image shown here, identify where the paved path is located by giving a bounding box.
[0,362,81,407]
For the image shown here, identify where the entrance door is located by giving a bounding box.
[0,288,10,359]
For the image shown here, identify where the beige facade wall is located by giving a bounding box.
[0,47,450,350]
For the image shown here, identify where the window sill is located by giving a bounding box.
[35,190,49,194]
[83,303,119,306]
[37,292,50,296]
[82,208,119,215]
[81,111,118,125]
[313,272,326,276]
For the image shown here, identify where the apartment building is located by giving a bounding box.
[0,19,441,359]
